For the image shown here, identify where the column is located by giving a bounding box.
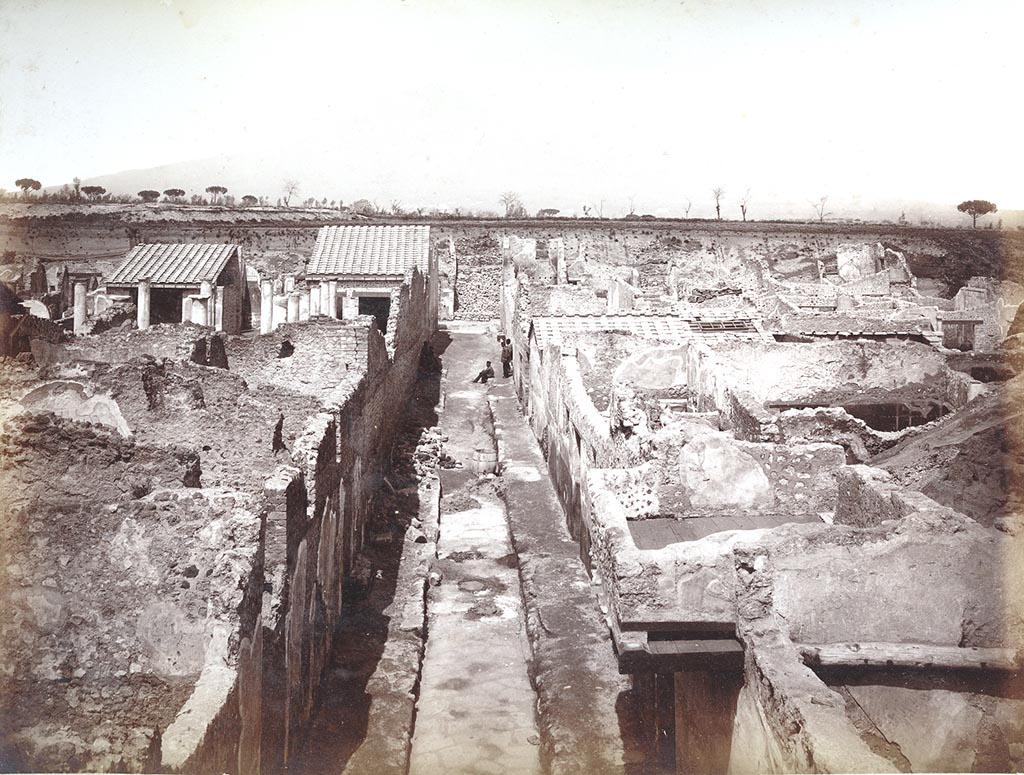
[308,285,320,317]
[73,281,87,334]
[192,296,209,326]
[319,282,330,316]
[327,280,339,318]
[299,292,310,321]
[137,279,151,330]
[283,275,295,293]
[181,294,193,324]
[287,292,300,323]
[260,279,274,335]
[342,292,359,320]
[215,286,225,331]
[199,281,214,329]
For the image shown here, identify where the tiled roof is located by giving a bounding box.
[531,313,764,349]
[307,225,430,278]
[108,243,238,287]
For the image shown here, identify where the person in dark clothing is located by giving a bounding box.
[500,337,514,377]
[472,361,495,383]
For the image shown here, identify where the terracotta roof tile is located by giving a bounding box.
[108,243,238,287]
[307,225,429,278]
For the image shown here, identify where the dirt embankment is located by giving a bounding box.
[3,204,1022,298]
[872,374,1024,525]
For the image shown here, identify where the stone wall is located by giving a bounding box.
[0,413,264,773]
[729,513,1024,773]
[254,267,434,768]
[0,266,435,773]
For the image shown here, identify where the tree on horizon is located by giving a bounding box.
[957,200,997,228]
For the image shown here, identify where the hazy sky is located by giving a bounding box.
[0,0,1021,217]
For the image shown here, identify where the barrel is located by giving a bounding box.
[471,445,498,474]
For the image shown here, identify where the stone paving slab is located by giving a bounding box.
[409,330,541,775]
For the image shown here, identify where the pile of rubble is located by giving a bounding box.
[454,236,503,321]
[455,264,502,320]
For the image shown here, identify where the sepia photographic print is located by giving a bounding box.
[0,0,1022,773]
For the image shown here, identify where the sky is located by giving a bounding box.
[0,0,1021,218]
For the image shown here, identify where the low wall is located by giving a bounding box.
[729,511,1024,773]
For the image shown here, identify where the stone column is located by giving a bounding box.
[287,292,300,323]
[342,293,359,320]
[181,294,193,324]
[299,292,310,321]
[309,285,320,317]
[327,280,339,318]
[200,281,214,329]
[73,281,88,334]
[283,275,295,293]
[319,282,330,316]
[137,279,151,330]
[192,296,209,326]
[215,286,225,331]
[260,279,274,335]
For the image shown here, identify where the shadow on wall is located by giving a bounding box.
[286,338,444,774]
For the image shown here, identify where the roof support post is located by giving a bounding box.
[137,278,151,331]
[181,294,193,324]
[73,281,88,334]
[319,282,330,317]
[327,281,338,318]
[215,286,225,332]
[309,284,320,317]
[260,279,274,335]
[200,281,214,329]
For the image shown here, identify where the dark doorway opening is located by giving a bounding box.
[149,288,184,324]
[842,401,950,432]
[358,296,391,333]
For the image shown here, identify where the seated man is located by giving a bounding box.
[472,361,495,383]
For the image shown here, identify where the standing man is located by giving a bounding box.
[500,336,514,378]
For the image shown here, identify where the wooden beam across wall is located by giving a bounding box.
[797,642,1023,672]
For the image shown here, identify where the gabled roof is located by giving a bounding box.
[108,243,238,288]
[307,225,430,279]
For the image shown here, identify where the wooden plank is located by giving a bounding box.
[619,620,737,634]
[648,639,744,657]
[619,638,745,673]
[797,642,1022,672]
[675,670,744,775]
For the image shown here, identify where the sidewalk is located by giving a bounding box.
[489,378,636,775]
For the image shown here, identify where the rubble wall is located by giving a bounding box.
[255,268,434,765]
[0,413,264,774]
[0,266,434,773]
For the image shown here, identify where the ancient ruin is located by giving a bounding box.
[1,209,1021,775]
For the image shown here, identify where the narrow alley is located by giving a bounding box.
[408,323,541,775]
[290,322,633,775]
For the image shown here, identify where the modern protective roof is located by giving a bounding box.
[307,225,430,278]
[530,313,765,350]
[108,243,239,288]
